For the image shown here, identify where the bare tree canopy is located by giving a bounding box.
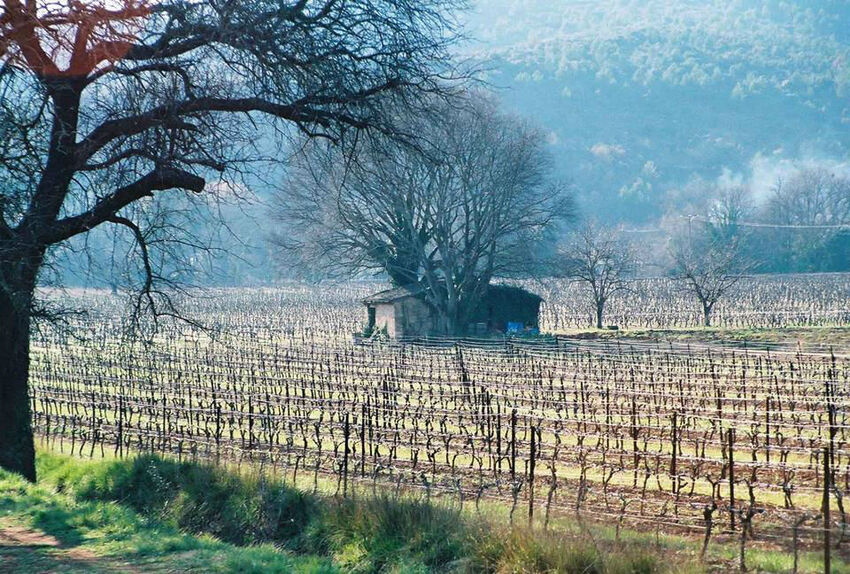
[767,168,850,227]
[0,0,466,481]
[669,222,755,327]
[274,94,574,334]
[761,168,850,271]
[705,186,754,244]
[564,222,635,329]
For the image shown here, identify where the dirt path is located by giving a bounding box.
[0,522,138,574]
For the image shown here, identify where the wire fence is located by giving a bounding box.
[29,329,849,558]
[28,277,850,565]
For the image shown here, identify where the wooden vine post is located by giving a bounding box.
[117,394,124,458]
[343,413,351,498]
[361,403,367,478]
[824,445,831,574]
[729,427,736,531]
[824,352,837,574]
[671,412,678,495]
[528,424,537,527]
[214,401,222,464]
[510,408,517,483]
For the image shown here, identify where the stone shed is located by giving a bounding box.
[362,284,542,339]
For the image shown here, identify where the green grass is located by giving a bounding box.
[0,463,334,572]
[2,451,844,572]
[38,451,318,548]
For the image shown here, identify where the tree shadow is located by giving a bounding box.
[0,524,114,573]
[0,490,85,548]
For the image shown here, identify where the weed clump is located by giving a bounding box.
[39,454,316,547]
[34,452,665,573]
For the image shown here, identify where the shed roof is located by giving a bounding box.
[362,283,542,305]
[487,284,544,302]
[362,285,425,305]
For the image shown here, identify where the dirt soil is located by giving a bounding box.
[0,522,137,574]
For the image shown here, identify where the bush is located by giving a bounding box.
[316,496,466,572]
[34,453,666,573]
[468,526,662,574]
[39,454,317,547]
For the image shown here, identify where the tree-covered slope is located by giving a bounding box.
[464,0,850,222]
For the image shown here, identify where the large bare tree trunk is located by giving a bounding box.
[596,302,604,329]
[0,267,36,482]
[444,307,462,336]
[703,303,712,327]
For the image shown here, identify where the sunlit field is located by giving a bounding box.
[28,273,850,562]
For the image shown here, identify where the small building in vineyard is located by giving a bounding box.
[361,284,542,339]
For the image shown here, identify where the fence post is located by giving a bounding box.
[528,425,537,527]
[343,413,351,498]
[215,402,222,464]
[765,396,771,463]
[117,394,124,458]
[361,402,367,478]
[824,445,831,574]
[729,427,736,531]
[510,409,517,483]
[496,401,502,475]
[671,412,678,494]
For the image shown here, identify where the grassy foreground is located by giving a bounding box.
[0,452,839,573]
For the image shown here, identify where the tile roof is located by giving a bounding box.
[362,284,426,304]
[362,283,543,304]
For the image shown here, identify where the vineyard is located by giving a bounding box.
[30,274,850,563]
[539,273,850,331]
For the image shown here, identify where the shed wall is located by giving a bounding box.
[364,286,542,338]
[396,297,434,337]
[374,303,397,338]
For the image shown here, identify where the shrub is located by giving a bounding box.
[39,453,317,547]
[34,453,666,573]
[315,495,466,572]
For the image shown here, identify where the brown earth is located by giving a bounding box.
[0,522,138,574]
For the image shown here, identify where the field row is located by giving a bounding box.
[30,331,850,550]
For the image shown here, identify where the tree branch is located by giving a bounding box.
[75,92,392,164]
[42,166,205,245]
[107,213,154,312]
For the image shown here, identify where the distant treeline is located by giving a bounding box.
[634,167,850,275]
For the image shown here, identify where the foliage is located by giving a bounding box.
[760,168,850,273]
[40,453,317,548]
[5,450,847,572]
[14,452,678,573]
[464,1,850,223]
[0,460,331,573]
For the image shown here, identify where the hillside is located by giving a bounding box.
[50,2,850,285]
[463,0,850,222]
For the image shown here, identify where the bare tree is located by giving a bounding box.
[762,168,850,270]
[564,222,635,329]
[706,186,754,244]
[767,168,850,227]
[0,0,465,481]
[275,95,574,334]
[670,227,753,327]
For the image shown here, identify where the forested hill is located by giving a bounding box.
[463,0,850,223]
[53,1,850,286]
